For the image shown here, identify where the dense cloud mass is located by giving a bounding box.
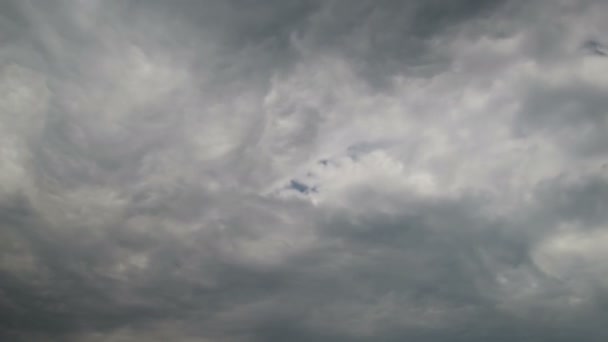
[1,0,608,341]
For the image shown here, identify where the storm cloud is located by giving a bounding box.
[1,0,608,341]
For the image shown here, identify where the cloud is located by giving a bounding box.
[1,0,608,341]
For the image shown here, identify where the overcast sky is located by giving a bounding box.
[1,0,608,341]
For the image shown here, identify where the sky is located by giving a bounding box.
[1,0,608,341]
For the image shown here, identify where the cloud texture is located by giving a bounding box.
[1,0,608,341]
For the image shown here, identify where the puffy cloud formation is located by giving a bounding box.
[1,0,608,341]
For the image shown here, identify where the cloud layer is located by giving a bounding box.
[1,0,608,341]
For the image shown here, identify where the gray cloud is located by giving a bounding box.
[1,0,608,341]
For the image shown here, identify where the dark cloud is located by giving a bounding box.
[1,0,608,341]
[583,39,608,56]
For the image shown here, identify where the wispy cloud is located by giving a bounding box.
[1,0,608,341]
